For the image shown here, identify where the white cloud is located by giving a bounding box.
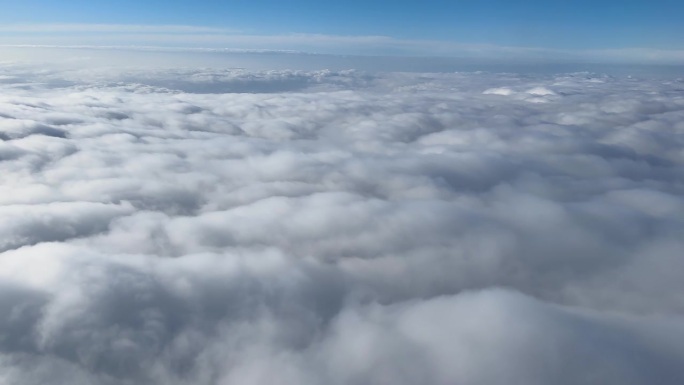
[2,24,684,63]
[0,63,683,384]
[0,24,239,34]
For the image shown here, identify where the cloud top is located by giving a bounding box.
[0,65,683,384]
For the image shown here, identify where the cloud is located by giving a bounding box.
[0,24,239,35]
[3,24,684,63]
[0,64,683,384]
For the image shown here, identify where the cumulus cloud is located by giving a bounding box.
[0,63,684,384]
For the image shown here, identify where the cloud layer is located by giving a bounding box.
[4,24,684,63]
[1,64,684,384]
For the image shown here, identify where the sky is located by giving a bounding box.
[0,0,683,58]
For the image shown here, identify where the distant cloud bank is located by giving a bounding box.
[2,23,684,64]
[0,63,683,384]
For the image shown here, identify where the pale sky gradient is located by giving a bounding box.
[0,0,683,61]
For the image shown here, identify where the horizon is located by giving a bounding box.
[0,1,683,64]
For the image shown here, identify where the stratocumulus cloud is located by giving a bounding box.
[0,63,684,384]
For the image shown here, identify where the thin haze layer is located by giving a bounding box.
[0,64,684,384]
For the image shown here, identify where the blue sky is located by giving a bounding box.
[0,0,682,58]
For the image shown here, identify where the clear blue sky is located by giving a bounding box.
[0,0,682,51]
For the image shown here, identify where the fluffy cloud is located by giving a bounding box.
[1,63,684,384]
